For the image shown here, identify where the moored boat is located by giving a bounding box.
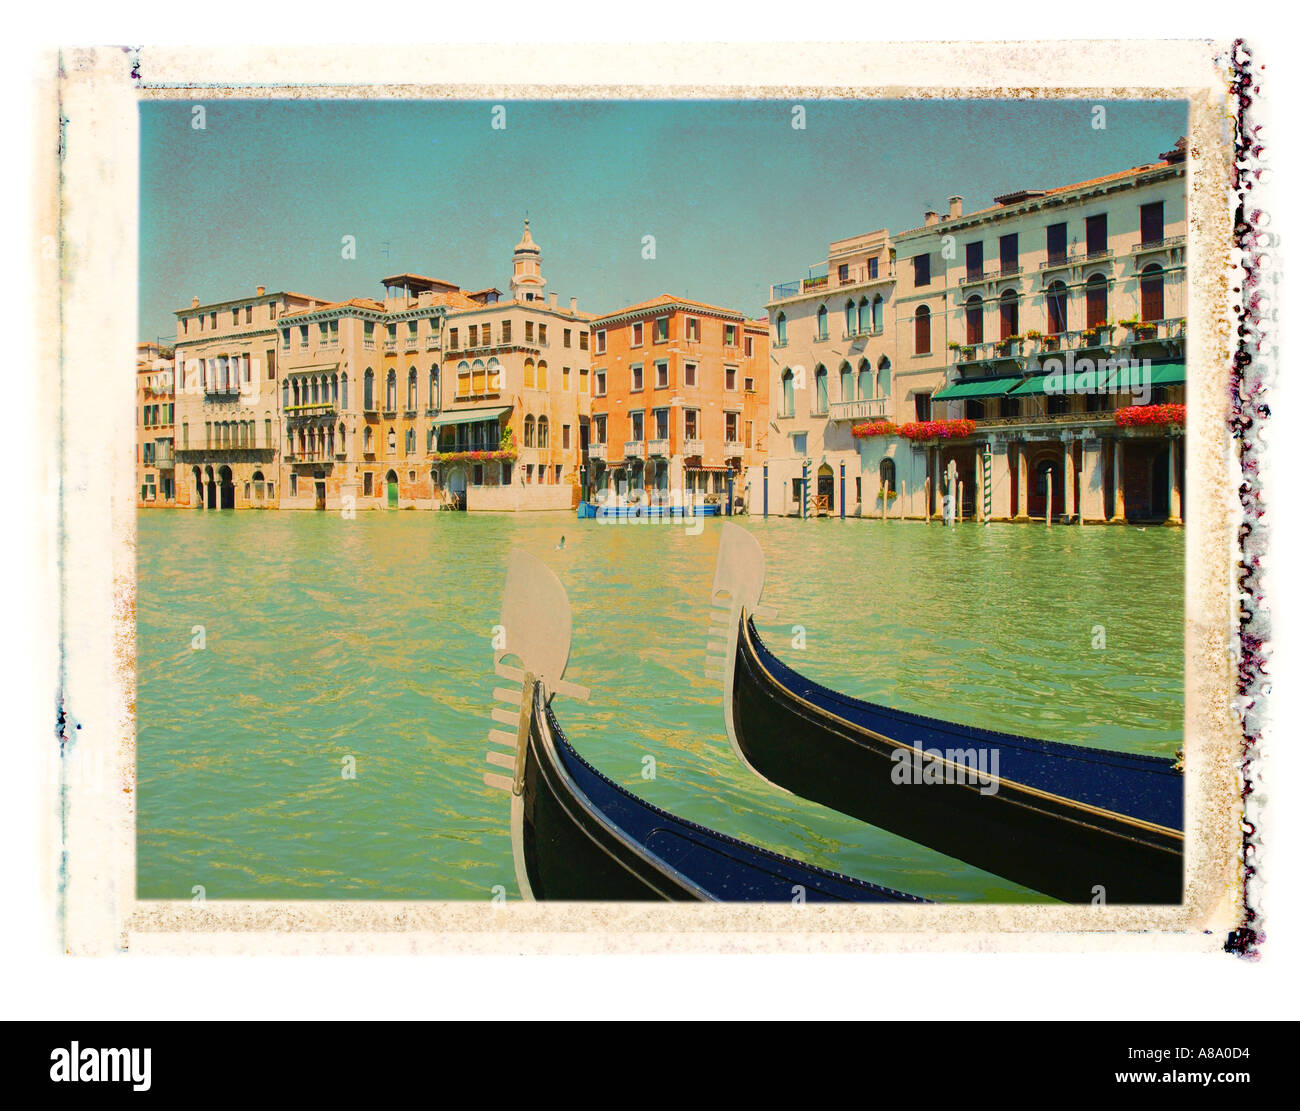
[708,524,1185,905]
[483,549,927,903]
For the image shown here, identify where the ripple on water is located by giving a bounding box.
[137,510,1183,903]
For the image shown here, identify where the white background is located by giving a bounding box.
[2,3,1295,1022]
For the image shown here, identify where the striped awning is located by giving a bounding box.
[430,406,510,427]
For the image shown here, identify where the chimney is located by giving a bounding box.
[256,285,266,297]
[549,292,558,308]
[570,296,578,313]
[191,296,200,308]
[948,196,963,219]
[924,209,939,227]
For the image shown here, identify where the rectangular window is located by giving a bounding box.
[580,331,589,351]
[501,319,512,343]
[915,392,932,421]
[1140,201,1164,246]
[632,322,643,346]
[654,409,669,440]
[965,241,983,280]
[630,364,643,391]
[1085,213,1108,256]
[655,361,668,389]
[1046,222,1068,264]
[501,462,512,485]
[725,412,739,441]
[744,376,755,392]
[594,370,606,397]
[290,474,298,496]
[630,411,644,440]
[654,317,668,342]
[363,472,372,496]
[473,464,484,486]
[525,321,534,342]
[595,329,606,354]
[837,264,849,283]
[725,366,737,391]
[595,415,607,443]
[912,254,930,287]
[684,409,698,439]
[684,362,697,387]
[562,366,571,390]
[868,257,879,279]
[468,325,478,347]
[579,368,589,394]
[686,317,700,342]
[482,322,491,346]
[269,302,277,320]
[999,233,1018,273]
[724,323,737,346]
[744,335,754,357]
[538,324,547,344]
[563,328,571,348]
[966,300,983,344]
[562,424,571,449]
[449,327,459,349]
[745,420,753,448]
[792,433,807,455]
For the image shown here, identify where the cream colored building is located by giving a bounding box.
[887,138,1188,524]
[759,228,898,516]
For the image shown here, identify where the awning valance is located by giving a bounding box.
[932,377,1021,401]
[430,406,511,428]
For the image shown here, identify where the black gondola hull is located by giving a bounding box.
[730,617,1183,904]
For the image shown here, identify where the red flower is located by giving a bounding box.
[1115,404,1186,428]
[897,419,977,441]
[851,420,898,439]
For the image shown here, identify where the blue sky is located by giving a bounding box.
[139,98,1187,342]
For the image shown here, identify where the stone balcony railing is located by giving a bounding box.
[587,443,607,462]
[647,438,670,457]
[827,398,888,421]
[723,440,744,456]
[425,336,440,351]
[384,340,397,352]
[683,437,705,456]
[624,440,646,460]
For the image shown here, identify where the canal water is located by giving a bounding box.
[136,510,1183,903]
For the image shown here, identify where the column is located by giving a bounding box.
[1079,437,1106,522]
[1015,444,1028,520]
[989,439,1012,521]
[1110,439,1127,522]
[975,448,986,523]
[1063,436,1076,522]
[1167,436,1183,525]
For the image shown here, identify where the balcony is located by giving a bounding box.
[587,443,607,462]
[151,447,174,469]
[384,340,397,352]
[827,398,888,422]
[1135,235,1186,255]
[624,440,646,460]
[959,268,987,287]
[404,338,419,352]
[1039,253,1072,272]
[953,339,1024,366]
[425,336,440,351]
[285,403,338,421]
[723,440,744,457]
[647,438,670,458]
[363,338,376,350]
[1122,317,1186,343]
[683,437,705,456]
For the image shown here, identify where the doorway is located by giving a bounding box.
[315,480,327,510]
[816,463,834,514]
[217,465,234,509]
[385,470,399,508]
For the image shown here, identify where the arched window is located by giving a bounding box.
[363,369,375,411]
[1140,264,1164,322]
[858,358,872,400]
[486,358,501,393]
[781,368,794,417]
[471,360,486,395]
[537,415,549,448]
[776,312,787,346]
[1046,282,1068,335]
[839,361,853,403]
[331,373,339,403]
[537,360,549,390]
[915,305,931,354]
[872,295,884,332]
[857,299,870,335]
[1085,274,1108,329]
[428,366,439,411]
[813,365,828,414]
[385,369,397,411]
[844,300,856,335]
[341,373,349,409]
[879,457,896,490]
[457,361,470,398]
[999,289,1019,340]
[407,368,417,410]
[815,304,828,341]
[363,426,373,452]
[524,415,536,447]
[877,356,892,398]
[387,426,396,453]
[282,380,290,408]
[965,295,984,344]
[338,424,346,453]
[523,359,536,389]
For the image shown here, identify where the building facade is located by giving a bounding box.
[169,223,592,512]
[588,296,769,509]
[136,342,176,506]
[760,229,898,517]
[885,139,1187,524]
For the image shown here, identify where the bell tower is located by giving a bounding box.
[509,219,547,303]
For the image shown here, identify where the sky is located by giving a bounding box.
[139,98,1187,343]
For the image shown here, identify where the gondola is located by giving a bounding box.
[483,550,927,903]
[706,524,1184,905]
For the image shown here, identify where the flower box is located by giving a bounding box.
[1115,404,1186,428]
[897,419,977,441]
[851,420,898,439]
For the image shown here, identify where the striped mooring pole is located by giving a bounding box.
[801,459,809,519]
[839,461,845,520]
[762,463,768,519]
[982,444,992,525]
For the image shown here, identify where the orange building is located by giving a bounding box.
[136,342,176,506]
[588,296,769,509]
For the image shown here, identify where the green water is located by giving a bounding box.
[136,510,1184,903]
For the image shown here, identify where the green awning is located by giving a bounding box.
[1008,375,1055,397]
[430,406,510,427]
[1105,362,1186,388]
[932,377,1021,401]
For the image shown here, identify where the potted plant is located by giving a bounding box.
[995,334,1023,356]
[1119,317,1156,341]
